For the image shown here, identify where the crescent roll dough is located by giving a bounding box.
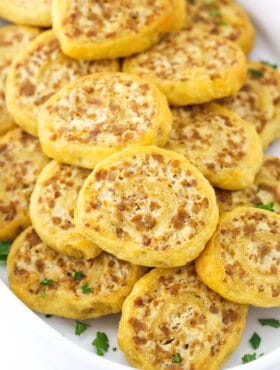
[75,146,219,267]
[30,161,102,259]
[196,207,280,307]
[118,264,248,370]
[6,30,119,136]
[52,0,184,60]
[38,73,172,168]
[7,227,147,319]
[166,103,263,190]
[0,25,40,136]
[219,61,280,149]
[123,30,247,106]
[0,129,49,240]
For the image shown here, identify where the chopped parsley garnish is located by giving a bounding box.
[92,332,109,356]
[45,314,53,318]
[256,185,262,193]
[260,60,278,69]
[40,291,46,298]
[73,271,85,281]
[204,1,215,7]
[259,318,280,328]
[209,10,221,17]
[248,68,263,78]
[242,352,256,363]
[218,20,227,26]
[0,240,13,263]
[75,320,90,336]
[249,332,261,349]
[40,278,53,286]
[173,353,182,364]
[82,284,91,294]
[112,347,117,352]
[254,202,274,212]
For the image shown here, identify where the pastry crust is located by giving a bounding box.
[0,0,52,27]
[0,25,40,136]
[118,264,248,370]
[166,102,263,190]
[38,73,172,168]
[0,129,49,240]
[196,207,280,307]
[30,161,102,259]
[6,30,119,136]
[52,0,175,59]
[123,30,247,105]
[7,227,147,319]
[184,0,255,53]
[216,156,280,214]
[75,145,219,267]
[219,61,280,149]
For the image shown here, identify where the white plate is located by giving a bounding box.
[0,1,280,369]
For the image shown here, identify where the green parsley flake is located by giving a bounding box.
[45,314,53,318]
[74,271,85,281]
[254,202,274,212]
[40,278,53,286]
[112,347,117,352]
[256,185,262,193]
[92,332,109,356]
[75,320,90,336]
[0,240,13,263]
[242,352,256,363]
[82,284,91,294]
[248,68,263,78]
[40,291,46,298]
[173,353,182,364]
[204,1,215,7]
[249,332,261,350]
[260,60,278,69]
[209,10,221,17]
[258,318,280,328]
[218,20,227,26]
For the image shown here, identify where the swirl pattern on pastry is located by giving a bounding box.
[30,161,102,259]
[0,25,40,136]
[166,102,263,190]
[123,30,247,105]
[219,61,280,148]
[0,129,49,240]
[196,207,280,307]
[6,30,119,136]
[7,227,147,319]
[75,146,219,267]
[38,73,172,168]
[118,264,248,370]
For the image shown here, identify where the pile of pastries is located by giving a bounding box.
[0,1,280,369]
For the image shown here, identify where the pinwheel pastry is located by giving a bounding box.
[123,30,247,106]
[118,264,248,370]
[6,30,119,136]
[0,25,40,136]
[7,227,147,319]
[52,0,186,60]
[216,155,280,215]
[75,146,219,267]
[166,102,263,190]
[219,61,280,149]
[0,129,49,241]
[30,161,102,259]
[184,0,255,53]
[0,0,52,27]
[38,73,172,168]
[196,207,280,307]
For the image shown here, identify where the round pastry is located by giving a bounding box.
[123,30,247,106]
[0,0,52,27]
[216,156,280,215]
[184,0,255,53]
[196,207,280,307]
[30,161,102,259]
[75,146,219,267]
[219,61,280,149]
[52,0,178,60]
[7,227,147,319]
[6,30,119,136]
[166,102,263,190]
[38,73,172,169]
[0,25,40,136]
[118,264,248,370]
[0,129,49,241]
